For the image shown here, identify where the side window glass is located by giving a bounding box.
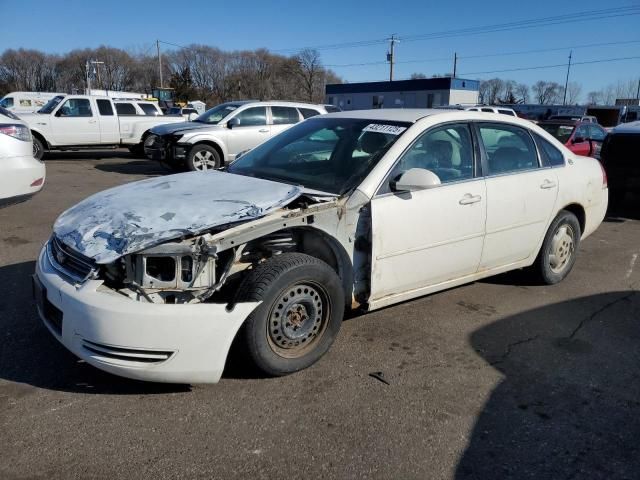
[574,125,589,141]
[271,106,300,125]
[589,125,606,142]
[299,108,320,119]
[479,124,539,174]
[115,103,137,115]
[385,123,475,190]
[58,99,92,117]
[138,103,159,115]
[535,134,565,167]
[96,99,114,116]
[234,107,267,127]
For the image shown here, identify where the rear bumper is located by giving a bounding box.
[34,246,259,384]
[0,154,46,204]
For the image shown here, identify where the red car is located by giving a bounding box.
[537,120,607,156]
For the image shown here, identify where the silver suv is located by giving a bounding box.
[144,101,329,171]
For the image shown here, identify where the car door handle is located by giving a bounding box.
[540,179,557,189]
[259,128,269,133]
[88,120,97,124]
[459,194,482,205]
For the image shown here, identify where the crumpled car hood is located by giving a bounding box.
[151,121,221,135]
[53,171,302,264]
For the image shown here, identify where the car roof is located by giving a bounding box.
[538,120,579,126]
[611,121,640,134]
[321,108,445,122]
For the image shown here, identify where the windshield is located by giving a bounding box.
[228,117,410,195]
[194,103,243,124]
[539,124,575,144]
[38,95,65,114]
[0,97,13,108]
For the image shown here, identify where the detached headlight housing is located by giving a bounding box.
[0,123,32,142]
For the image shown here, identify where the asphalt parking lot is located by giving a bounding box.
[1,151,639,480]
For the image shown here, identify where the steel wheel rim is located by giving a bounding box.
[549,223,575,274]
[266,282,331,359]
[192,150,216,170]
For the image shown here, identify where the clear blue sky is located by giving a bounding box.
[2,0,639,95]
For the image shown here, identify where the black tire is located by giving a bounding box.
[235,253,345,376]
[186,144,221,171]
[532,210,581,285]
[32,136,46,160]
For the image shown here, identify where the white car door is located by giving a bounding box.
[270,106,302,137]
[225,106,270,159]
[95,99,119,144]
[477,122,559,270]
[370,122,487,301]
[51,98,100,145]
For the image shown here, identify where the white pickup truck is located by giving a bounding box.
[19,95,186,159]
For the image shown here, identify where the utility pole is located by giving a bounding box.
[387,34,399,82]
[563,50,572,106]
[90,60,104,90]
[636,77,640,100]
[453,52,457,78]
[157,39,163,88]
[85,60,91,92]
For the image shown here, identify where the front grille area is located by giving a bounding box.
[48,236,96,282]
[82,340,174,364]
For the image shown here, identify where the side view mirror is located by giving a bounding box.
[227,117,240,129]
[55,109,65,117]
[572,136,585,144]
[392,168,441,192]
[187,112,198,121]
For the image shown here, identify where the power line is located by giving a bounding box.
[325,39,640,69]
[273,6,640,53]
[458,55,640,76]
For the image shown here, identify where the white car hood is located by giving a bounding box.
[53,171,302,264]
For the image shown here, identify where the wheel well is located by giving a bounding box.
[31,130,48,149]
[193,141,224,163]
[561,203,586,234]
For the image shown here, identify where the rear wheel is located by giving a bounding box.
[33,136,45,160]
[186,144,220,171]
[533,210,581,285]
[235,253,345,376]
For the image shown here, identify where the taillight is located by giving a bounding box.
[600,162,608,188]
[0,123,32,142]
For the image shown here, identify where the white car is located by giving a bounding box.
[144,101,329,171]
[0,107,45,207]
[0,91,66,114]
[34,109,607,383]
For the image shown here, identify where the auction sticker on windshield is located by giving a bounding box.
[362,124,407,135]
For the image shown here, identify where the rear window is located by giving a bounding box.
[271,106,300,125]
[602,133,640,167]
[115,103,137,115]
[96,99,114,116]
[324,105,341,113]
[299,108,321,119]
[138,103,159,115]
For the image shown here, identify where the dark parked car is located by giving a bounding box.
[600,121,640,205]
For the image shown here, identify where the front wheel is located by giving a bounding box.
[235,253,345,376]
[186,144,220,171]
[533,210,581,285]
[33,136,46,160]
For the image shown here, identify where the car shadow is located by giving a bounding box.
[0,261,190,394]
[43,150,132,161]
[456,291,640,479]
[93,160,171,176]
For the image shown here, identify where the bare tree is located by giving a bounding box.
[515,83,529,104]
[586,91,602,105]
[479,78,504,104]
[292,48,323,103]
[532,81,562,104]
[565,82,582,104]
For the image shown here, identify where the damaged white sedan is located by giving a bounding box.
[33,109,608,383]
